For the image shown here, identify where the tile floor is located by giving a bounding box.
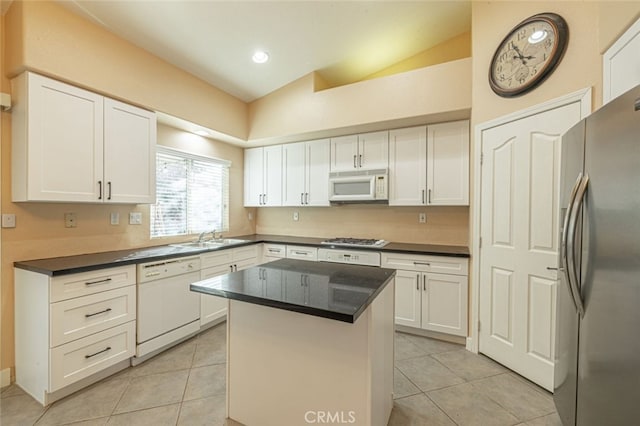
[0,323,561,426]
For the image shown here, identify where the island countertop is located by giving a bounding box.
[190,258,395,323]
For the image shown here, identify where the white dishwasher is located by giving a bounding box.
[135,256,201,361]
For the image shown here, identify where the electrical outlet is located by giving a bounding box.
[129,212,142,225]
[293,211,299,221]
[64,213,77,228]
[248,212,253,221]
[110,212,120,225]
[419,213,427,223]
[1,214,16,228]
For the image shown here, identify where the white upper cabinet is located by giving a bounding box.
[603,17,640,104]
[330,131,388,172]
[283,139,330,206]
[388,121,469,206]
[427,120,469,206]
[104,99,156,203]
[244,145,282,207]
[389,126,427,206]
[11,72,156,203]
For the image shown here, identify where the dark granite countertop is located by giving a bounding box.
[190,258,395,323]
[14,234,469,276]
[235,234,470,257]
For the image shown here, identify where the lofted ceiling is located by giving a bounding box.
[59,0,471,103]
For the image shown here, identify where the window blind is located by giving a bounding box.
[151,147,229,238]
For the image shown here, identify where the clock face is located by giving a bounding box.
[489,13,568,97]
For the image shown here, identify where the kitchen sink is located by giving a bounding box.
[170,239,249,249]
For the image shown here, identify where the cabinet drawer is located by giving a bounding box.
[50,265,136,302]
[233,245,259,262]
[201,264,232,280]
[50,285,136,347]
[286,245,318,261]
[263,244,286,258]
[381,253,468,276]
[201,250,234,269]
[50,321,135,391]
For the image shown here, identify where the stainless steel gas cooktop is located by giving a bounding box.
[320,238,389,248]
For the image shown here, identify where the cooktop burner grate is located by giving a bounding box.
[321,238,388,248]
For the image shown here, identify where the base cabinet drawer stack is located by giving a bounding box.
[382,253,468,337]
[15,265,137,405]
[200,245,259,326]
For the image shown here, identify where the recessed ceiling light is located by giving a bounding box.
[252,51,269,64]
[528,30,548,44]
[194,129,210,136]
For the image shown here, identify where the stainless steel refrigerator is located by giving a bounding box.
[554,84,640,425]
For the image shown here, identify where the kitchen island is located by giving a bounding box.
[190,259,396,426]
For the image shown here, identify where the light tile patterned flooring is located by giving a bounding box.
[1,323,561,425]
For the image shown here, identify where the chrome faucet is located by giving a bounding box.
[197,230,216,242]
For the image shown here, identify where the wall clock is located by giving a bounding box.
[489,13,569,98]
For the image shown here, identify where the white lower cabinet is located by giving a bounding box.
[286,245,318,261]
[382,253,468,337]
[200,245,259,326]
[15,265,137,405]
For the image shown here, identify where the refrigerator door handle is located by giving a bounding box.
[566,174,589,318]
[561,173,583,313]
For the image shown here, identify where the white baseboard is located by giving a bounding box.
[1,368,11,387]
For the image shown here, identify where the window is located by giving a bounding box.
[151,146,230,238]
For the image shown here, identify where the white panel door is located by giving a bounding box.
[479,102,581,391]
[427,120,469,206]
[244,147,264,206]
[394,270,421,328]
[388,126,427,206]
[263,145,282,206]
[282,142,306,206]
[330,134,358,172]
[306,139,330,206]
[358,131,389,169]
[104,99,156,204]
[28,73,103,202]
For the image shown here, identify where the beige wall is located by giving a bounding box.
[4,0,248,140]
[365,31,471,81]
[256,206,469,246]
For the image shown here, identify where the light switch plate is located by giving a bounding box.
[419,213,426,223]
[110,212,120,225]
[1,214,16,228]
[293,211,299,221]
[129,212,142,225]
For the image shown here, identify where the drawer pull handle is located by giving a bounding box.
[85,278,113,286]
[268,249,280,253]
[413,262,431,266]
[294,251,307,255]
[416,274,420,290]
[85,308,112,318]
[85,346,111,359]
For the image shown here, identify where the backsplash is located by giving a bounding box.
[255,205,469,246]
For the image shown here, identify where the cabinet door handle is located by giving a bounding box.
[423,275,426,291]
[229,265,233,272]
[234,264,238,272]
[428,189,431,204]
[416,274,420,290]
[85,346,111,359]
[421,189,425,204]
[85,308,112,318]
[85,278,112,286]
[305,193,309,205]
[413,262,431,267]
[353,155,357,168]
[301,193,304,205]
[359,154,362,168]
[98,181,103,200]
[107,182,112,200]
[263,194,267,205]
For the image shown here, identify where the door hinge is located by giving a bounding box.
[480,152,484,165]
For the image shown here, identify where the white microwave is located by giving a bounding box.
[328,169,388,203]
